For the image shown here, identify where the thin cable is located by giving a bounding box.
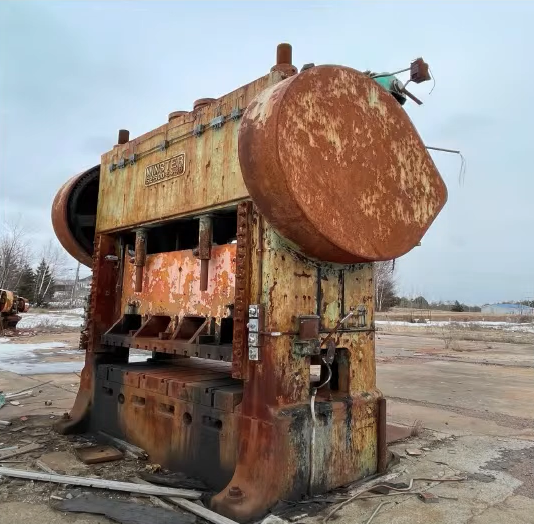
[308,388,317,496]
[429,68,436,94]
[316,360,332,389]
[322,477,465,523]
[365,501,390,524]
[426,146,466,186]
[309,358,333,496]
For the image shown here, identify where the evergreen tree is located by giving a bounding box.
[16,264,35,302]
[33,259,55,307]
[451,300,464,312]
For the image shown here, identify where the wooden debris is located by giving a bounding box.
[75,445,123,465]
[98,432,148,460]
[6,390,34,401]
[35,460,58,474]
[57,494,195,524]
[140,471,208,491]
[0,443,42,461]
[0,467,202,499]
[133,477,239,524]
[10,426,27,433]
[0,446,18,453]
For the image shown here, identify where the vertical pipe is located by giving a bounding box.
[271,43,297,76]
[198,216,213,292]
[377,397,388,473]
[200,259,209,292]
[256,214,264,305]
[276,43,292,65]
[134,229,147,293]
[117,129,130,145]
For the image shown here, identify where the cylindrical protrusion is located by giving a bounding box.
[377,397,388,473]
[168,111,188,122]
[276,43,292,65]
[197,215,213,292]
[134,229,147,293]
[200,259,209,292]
[270,43,297,76]
[194,98,216,112]
[117,129,130,145]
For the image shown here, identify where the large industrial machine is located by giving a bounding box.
[51,43,447,521]
[0,289,29,330]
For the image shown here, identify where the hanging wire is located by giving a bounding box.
[429,68,436,94]
[426,146,466,185]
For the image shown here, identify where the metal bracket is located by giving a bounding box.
[230,108,243,121]
[158,140,168,151]
[128,154,137,166]
[324,339,336,365]
[247,304,263,361]
[292,338,321,357]
[356,304,367,327]
[209,115,225,129]
[193,124,204,137]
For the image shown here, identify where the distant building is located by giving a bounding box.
[481,303,534,316]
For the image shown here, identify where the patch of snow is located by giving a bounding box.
[375,320,534,333]
[18,312,83,329]
[0,341,70,375]
[4,361,84,375]
[54,308,85,315]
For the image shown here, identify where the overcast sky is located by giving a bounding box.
[1,1,532,304]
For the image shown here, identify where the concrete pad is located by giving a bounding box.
[378,360,534,419]
[386,423,413,443]
[0,502,110,524]
[0,370,77,420]
[469,506,533,524]
[387,399,534,440]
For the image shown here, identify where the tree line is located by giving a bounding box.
[374,261,481,313]
[1,218,66,307]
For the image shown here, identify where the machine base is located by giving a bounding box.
[88,357,382,521]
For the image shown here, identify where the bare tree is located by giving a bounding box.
[374,260,397,312]
[0,216,32,290]
[33,239,68,303]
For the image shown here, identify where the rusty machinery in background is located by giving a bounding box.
[0,289,30,330]
[51,44,446,522]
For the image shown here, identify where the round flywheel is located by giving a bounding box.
[51,165,100,267]
[238,65,447,263]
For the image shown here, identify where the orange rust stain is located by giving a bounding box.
[122,244,236,318]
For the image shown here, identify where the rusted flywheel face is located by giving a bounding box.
[238,65,447,263]
[51,165,100,267]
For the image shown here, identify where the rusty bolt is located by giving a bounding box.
[227,486,244,499]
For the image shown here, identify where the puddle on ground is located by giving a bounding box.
[0,339,148,375]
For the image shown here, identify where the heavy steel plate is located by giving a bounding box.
[238,65,447,263]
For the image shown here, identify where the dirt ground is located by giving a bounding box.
[1,327,533,523]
